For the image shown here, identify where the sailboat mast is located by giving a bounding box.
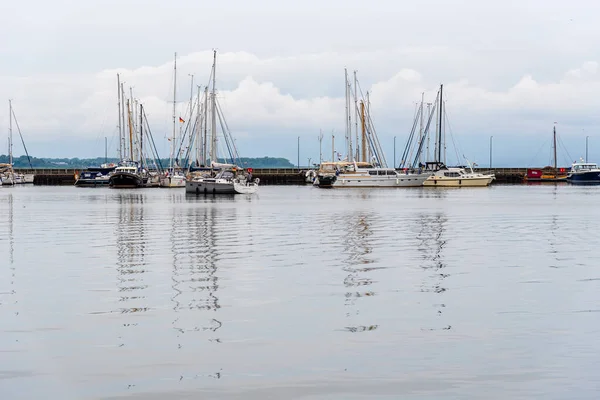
[105,137,108,164]
[438,84,443,163]
[171,52,177,169]
[354,70,358,161]
[344,69,351,160]
[187,75,194,167]
[203,86,208,164]
[419,92,424,165]
[196,85,201,165]
[8,100,12,166]
[139,103,143,165]
[117,74,122,160]
[127,99,133,161]
[553,125,557,173]
[361,100,366,162]
[210,50,217,164]
[120,83,126,159]
[332,132,335,162]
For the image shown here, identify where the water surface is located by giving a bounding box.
[1,184,599,399]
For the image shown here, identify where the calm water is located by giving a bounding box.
[1,184,599,399]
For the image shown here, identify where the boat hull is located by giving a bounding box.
[186,180,235,194]
[332,173,430,188]
[109,172,143,188]
[159,175,186,188]
[567,171,600,184]
[233,182,259,194]
[423,176,494,187]
[75,178,110,187]
[316,175,337,188]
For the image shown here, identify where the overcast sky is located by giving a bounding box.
[1,0,599,166]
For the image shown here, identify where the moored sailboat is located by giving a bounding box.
[184,50,259,195]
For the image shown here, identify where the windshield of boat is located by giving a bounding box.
[573,164,597,170]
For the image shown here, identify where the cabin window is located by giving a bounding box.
[387,170,396,175]
[369,171,378,176]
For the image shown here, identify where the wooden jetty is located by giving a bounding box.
[15,167,530,186]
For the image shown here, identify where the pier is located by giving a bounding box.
[16,167,530,186]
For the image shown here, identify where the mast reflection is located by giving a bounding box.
[115,193,149,341]
[340,212,378,333]
[417,212,451,331]
[171,205,222,349]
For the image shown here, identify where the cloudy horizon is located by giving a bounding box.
[1,0,599,167]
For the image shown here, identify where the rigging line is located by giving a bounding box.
[442,105,461,166]
[142,109,164,172]
[556,135,573,166]
[215,105,236,165]
[10,108,32,168]
[411,91,439,169]
[215,97,241,164]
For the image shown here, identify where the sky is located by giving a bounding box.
[1,0,600,167]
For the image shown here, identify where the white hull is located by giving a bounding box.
[233,182,259,194]
[1,176,14,185]
[332,173,430,188]
[423,176,494,187]
[159,175,186,188]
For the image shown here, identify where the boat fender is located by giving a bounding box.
[254,178,260,185]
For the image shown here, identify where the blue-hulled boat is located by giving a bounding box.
[567,159,600,184]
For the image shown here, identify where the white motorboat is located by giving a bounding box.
[422,162,495,187]
[325,161,430,188]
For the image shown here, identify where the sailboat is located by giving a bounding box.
[525,125,567,182]
[421,84,495,187]
[317,69,430,188]
[2,100,34,186]
[185,50,258,195]
[109,75,148,188]
[160,52,186,188]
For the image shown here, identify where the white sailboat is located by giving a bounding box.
[1,100,34,185]
[185,50,258,195]
[160,52,186,188]
[414,84,495,187]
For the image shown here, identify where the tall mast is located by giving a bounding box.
[419,92,424,165]
[553,125,558,173]
[105,137,107,164]
[127,99,133,161]
[120,82,126,159]
[426,103,432,161]
[344,69,349,159]
[196,85,201,165]
[117,74,122,160]
[8,100,12,166]
[210,50,217,164]
[139,103,143,166]
[319,129,323,165]
[361,100,366,162]
[171,52,177,169]
[354,70,358,161]
[438,84,443,163]
[187,75,194,165]
[203,86,208,164]
[332,131,335,162]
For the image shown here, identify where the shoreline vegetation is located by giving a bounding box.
[0,155,294,169]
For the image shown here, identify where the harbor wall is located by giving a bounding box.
[16,167,528,186]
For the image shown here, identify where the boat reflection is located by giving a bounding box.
[340,212,379,333]
[417,212,451,331]
[170,205,222,346]
[115,193,149,342]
